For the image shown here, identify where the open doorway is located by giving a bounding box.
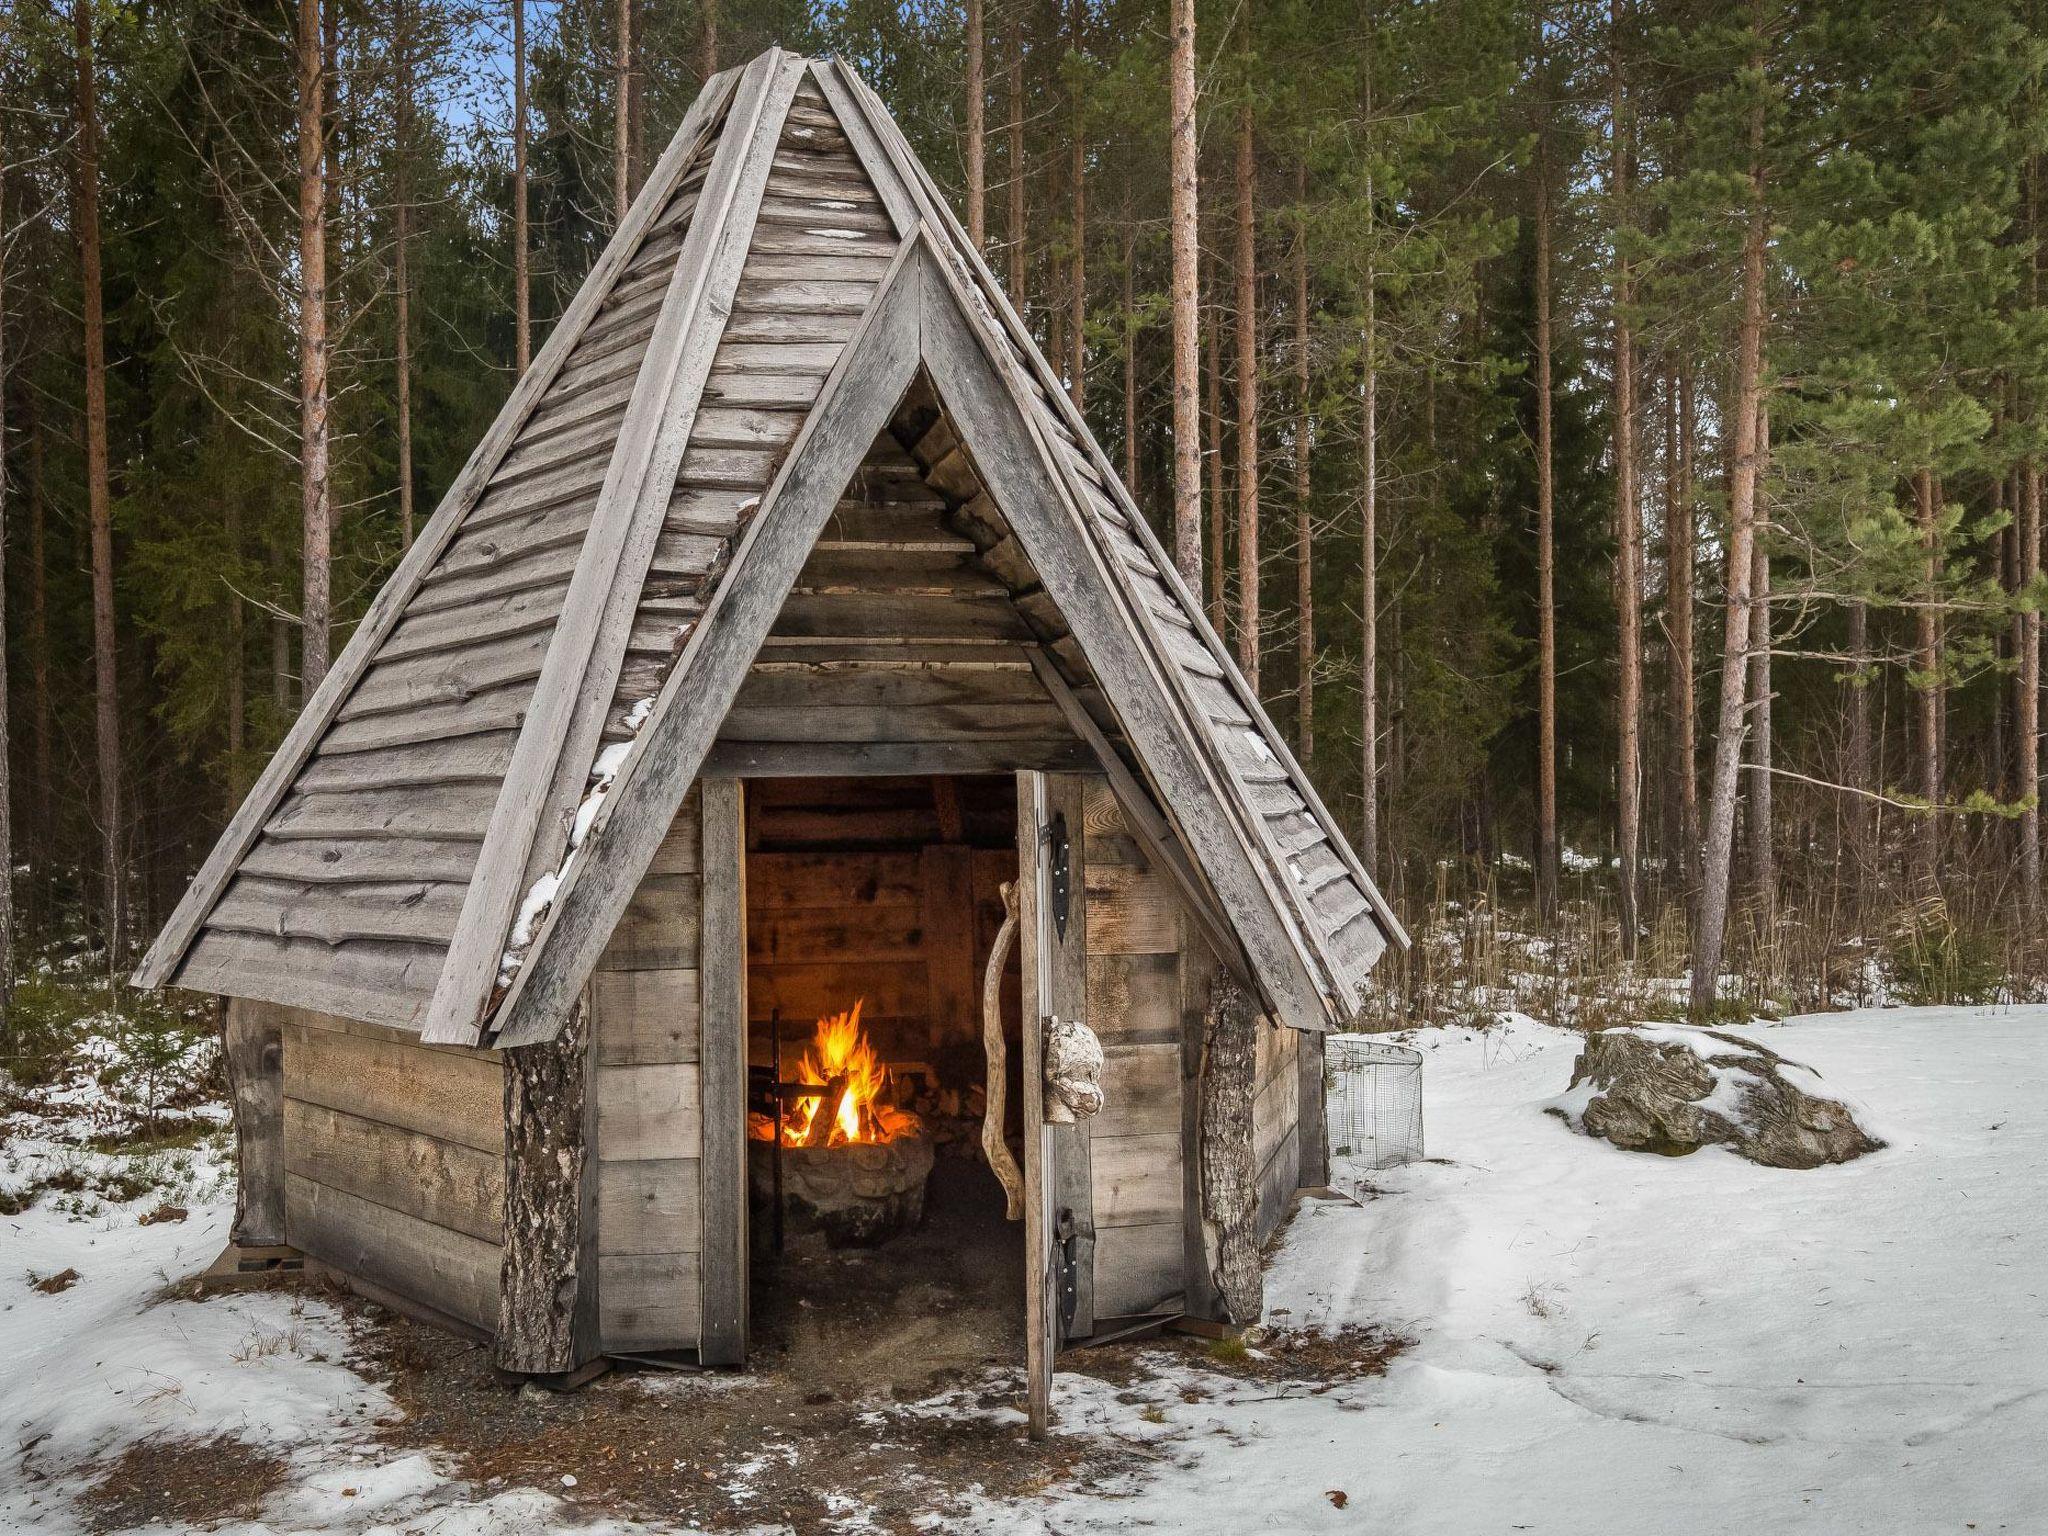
[741,775,1025,1395]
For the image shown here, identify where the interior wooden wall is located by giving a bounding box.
[268,1002,507,1335]
[743,776,1018,1079]
[593,784,705,1354]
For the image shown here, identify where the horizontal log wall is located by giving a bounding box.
[270,1002,507,1335]
[1082,780,1187,1321]
[595,786,706,1353]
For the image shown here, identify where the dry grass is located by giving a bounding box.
[74,1436,289,1534]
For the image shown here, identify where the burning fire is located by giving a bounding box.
[771,1000,920,1147]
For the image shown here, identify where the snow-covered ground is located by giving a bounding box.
[4,1005,2044,1534]
[993,1005,2048,1534]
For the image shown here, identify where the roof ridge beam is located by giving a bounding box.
[420,50,806,1046]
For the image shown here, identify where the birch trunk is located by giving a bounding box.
[496,1002,597,1376]
[1199,967,1261,1325]
[1169,0,1202,589]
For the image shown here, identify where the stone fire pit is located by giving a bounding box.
[751,1134,936,1248]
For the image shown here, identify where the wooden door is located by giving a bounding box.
[1015,770,1090,1434]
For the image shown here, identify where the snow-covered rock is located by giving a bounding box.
[1555,1023,1882,1167]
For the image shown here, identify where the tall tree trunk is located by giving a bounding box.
[513,0,530,374]
[1610,0,1642,956]
[2023,89,2043,928]
[1067,0,1086,412]
[2021,456,2041,926]
[296,0,333,697]
[0,125,12,1006]
[28,408,51,865]
[1205,315,1227,633]
[1689,62,1767,1014]
[226,497,245,808]
[627,0,644,192]
[77,0,123,967]
[273,615,292,712]
[1294,169,1315,764]
[1122,225,1138,489]
[1747,402,1773,922]
[700,0,717,77]
[1233,98,1259,693]
[1006,20,1025,303]
[1168,0,1202,589]
[394,0,415,546]
[1667,366,1698,896]
[965,0,985,249]
[613,0,631,222]
[1360,283,1379,873]
[1913,467,1942,884]
[1845,598,1873,893]
[1533,67,1559,920]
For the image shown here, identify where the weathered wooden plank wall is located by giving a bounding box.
[1082,780,1188,1321]
[593,787,706,1353]
[1252,1016,1303,1245]
[267,1002,507,1334]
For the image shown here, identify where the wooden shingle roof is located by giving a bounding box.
[135,50,1405,1045]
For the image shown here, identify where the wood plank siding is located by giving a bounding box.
[595,786,706,1354]
[1081,781,1189,1321]
[263,1003,508,1335]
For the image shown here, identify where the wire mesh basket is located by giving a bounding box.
[1324,1035,1424,1179]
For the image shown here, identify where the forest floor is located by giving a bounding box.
[3,1002,2043,1534]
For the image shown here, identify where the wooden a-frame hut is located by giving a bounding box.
[136,50,1405,1415]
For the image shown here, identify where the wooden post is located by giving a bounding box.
[1016,772,1055,1437]
[495,998,599,1378]
[698,777,748,1366]
[1296,1029,1328,1188]
[1199,964,1261,1324]
[223,999,285,1248]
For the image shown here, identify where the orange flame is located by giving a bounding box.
[773,1000,918,1147]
